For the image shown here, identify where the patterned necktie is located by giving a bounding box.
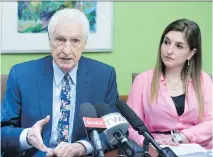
[57,73,71,143]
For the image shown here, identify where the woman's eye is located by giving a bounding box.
[164,40,170,45]
[177,44,183,49]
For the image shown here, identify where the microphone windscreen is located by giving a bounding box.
[115,99,145,131]
[93,102,129,145]
[79,102,99,133]
[93,103,112,117]
[79,102,97,119]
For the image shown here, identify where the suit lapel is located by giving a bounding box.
[37,56,53,145]
[72,57,91,142]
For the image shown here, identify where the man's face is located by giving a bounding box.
[49,22,86,72]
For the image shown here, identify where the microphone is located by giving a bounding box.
[93,103,151,157]
[115,100,178,157]
[93,103,129,145]
[79,102,104,157]
[113,129,151,157]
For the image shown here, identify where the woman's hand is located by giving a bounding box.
[155,134,179,146]
[179,133,189,143]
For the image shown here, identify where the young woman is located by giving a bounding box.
[127,19,212,149]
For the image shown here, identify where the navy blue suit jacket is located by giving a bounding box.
[1,56,119,157]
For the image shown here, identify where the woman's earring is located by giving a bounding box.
[187,60,190,66]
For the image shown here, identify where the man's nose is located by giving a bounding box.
[63,41,72,55]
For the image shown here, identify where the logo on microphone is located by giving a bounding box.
[102,113,128,128]
[83,117,107,128]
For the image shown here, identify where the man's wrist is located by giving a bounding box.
[76,140,93,155]
[26,128,32,146]
[20,128,33,151]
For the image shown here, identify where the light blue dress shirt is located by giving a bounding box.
[49,60,77,147]
[19,61,93,155]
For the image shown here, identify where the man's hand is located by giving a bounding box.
[27,115,50,152]
[53,142,86,157]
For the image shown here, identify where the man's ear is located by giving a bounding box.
[48,33,51,41]
[48,33,52,48]
[85,37,88,44]
[81,39,87,52]
[188,48,196,60]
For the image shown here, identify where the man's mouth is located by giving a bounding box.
[61,58,72,60]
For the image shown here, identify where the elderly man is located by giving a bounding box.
[1,8,118,157]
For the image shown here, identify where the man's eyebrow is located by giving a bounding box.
[55,34,82,39]
[55,34,65,38]
[70,35,82,39]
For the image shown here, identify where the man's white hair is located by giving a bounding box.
[48,8,90,40]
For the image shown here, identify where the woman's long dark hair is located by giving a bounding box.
[150,19,204,119]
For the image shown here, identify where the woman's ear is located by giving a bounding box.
[187,48,197,60]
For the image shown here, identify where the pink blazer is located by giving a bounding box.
[127,69,212,149]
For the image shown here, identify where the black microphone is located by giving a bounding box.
[115,99,178,157]
[113,129,151,157]
[79,102,104,157]
[93,103,129,145]
[93,103,151,157]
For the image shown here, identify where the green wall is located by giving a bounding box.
[1,2,212,95]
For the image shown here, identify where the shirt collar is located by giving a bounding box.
[53,60,78,87]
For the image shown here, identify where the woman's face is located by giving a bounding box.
[160,31,196,69]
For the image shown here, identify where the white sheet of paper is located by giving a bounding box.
[160,144,208,156]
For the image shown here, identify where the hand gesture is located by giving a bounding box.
[27,115,50,152]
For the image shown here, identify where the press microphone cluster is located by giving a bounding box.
[79,100,177,157]
[115,99,178,157]
[80,101,151,157]
[93,103,151,157]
